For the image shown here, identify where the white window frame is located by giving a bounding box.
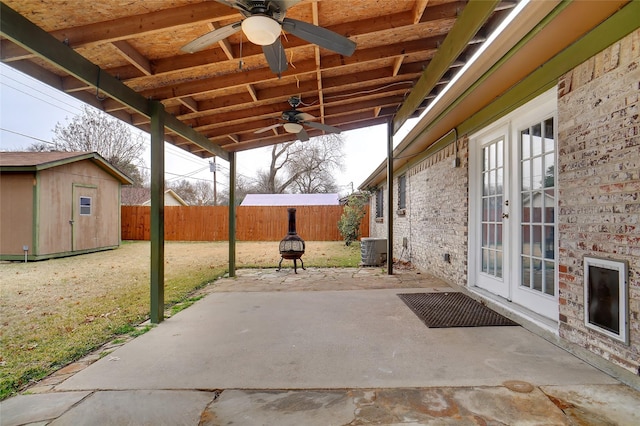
[79,196,92,216]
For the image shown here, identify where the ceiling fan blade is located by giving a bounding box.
[262,38,288,74]
[281,18,356,56]
[297,127,310,141]
[255,123,283,134]
[303,121,342,134]
[294,112,315,121]
[181,22,242,53]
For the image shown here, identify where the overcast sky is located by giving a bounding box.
[0,63,412,196]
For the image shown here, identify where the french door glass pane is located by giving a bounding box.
[520,118,556,295]
[544,261,555,295]
[481,138,504,279]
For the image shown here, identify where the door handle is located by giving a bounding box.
[502,213,509,219]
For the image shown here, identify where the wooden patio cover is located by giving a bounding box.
[1,0,516,159]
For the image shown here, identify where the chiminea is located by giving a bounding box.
[277,208,306,273]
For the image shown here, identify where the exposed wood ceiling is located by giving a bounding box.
[1,0,517,158]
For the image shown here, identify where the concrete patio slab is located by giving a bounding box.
[56,288,617,392]
[3,268,638,425]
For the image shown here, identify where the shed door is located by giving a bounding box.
[72,184,98,251]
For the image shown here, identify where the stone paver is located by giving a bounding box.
[49,390,216,426]
[0,391,91,426]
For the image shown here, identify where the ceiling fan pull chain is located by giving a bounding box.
[239,33,244,70]
[289,50,296,69]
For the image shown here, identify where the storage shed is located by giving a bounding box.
[0,151,133,260]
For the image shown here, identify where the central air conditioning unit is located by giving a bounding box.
[361,238,387,266]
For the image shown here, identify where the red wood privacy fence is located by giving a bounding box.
[121,205,370,241]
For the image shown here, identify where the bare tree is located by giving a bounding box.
[252,142,296,193]
[254,134,345,194]
[287,134,344,193]
[168,179,214,206]
[33,105,147,186]
[218,174,256,206]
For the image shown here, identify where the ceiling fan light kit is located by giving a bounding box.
[241,15,281,46]
[181,1,356,76]
[283,122,303,133]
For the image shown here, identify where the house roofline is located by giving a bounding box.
[359,0,636,190]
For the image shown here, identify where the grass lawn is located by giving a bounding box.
[0,240,360,400]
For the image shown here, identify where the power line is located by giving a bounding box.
[0,127,55,145]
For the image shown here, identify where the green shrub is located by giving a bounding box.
[338,193,369,246]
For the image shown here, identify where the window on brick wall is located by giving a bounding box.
[398,175,406,210]
[375,188,384,218]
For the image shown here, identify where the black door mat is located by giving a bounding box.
[398,292,519,328]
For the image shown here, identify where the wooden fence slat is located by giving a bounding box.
[121,205,369,241]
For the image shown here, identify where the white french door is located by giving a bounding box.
[510,113,557,319]
[470,90,558,320]
[474,126,510,299]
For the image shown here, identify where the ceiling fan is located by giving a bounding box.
[181,0,356,74]
[254,96,342,141]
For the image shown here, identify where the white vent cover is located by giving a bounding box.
[361,238,387,266]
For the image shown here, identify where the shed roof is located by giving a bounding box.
[0,151,133,184]
[241,193,339,206]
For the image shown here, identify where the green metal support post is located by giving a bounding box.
[150,101,165,323]
[228,151,236,277]
[386,119,394,275]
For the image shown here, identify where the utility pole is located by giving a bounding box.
[210,157,217,206]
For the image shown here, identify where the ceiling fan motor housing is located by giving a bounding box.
[247,1,284,20]
[282,110,300,122]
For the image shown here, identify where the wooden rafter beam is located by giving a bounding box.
[209,21,235,60]
[178,96,199,113]
[135,34,455,101]
[246,85,258,102]
[413,0,431,24]
[0,2,239,61]
[392,56,404,77]
[48,3,462,93]
[111,40,152,76]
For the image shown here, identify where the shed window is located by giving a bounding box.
[80,197,92,216]
[375,189,384,218]
[398,175,406,209]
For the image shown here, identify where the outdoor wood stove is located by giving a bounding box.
[277,208,305,273]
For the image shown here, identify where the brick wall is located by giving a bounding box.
[557,29,639,375]
[369,139,469,286]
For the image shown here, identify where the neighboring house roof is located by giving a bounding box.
[0,151,133,184]
[121,187,151,206]
[241,193,340,206]
[121,187,189,206]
